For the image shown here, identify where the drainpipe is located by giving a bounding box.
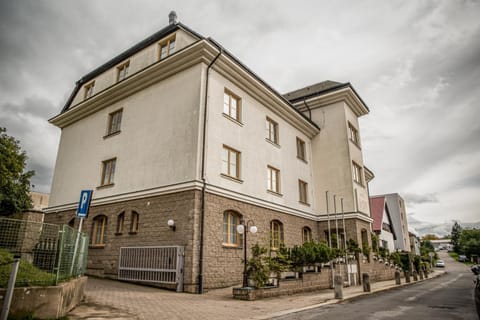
[198,47,222,294]
[303,99,312,120]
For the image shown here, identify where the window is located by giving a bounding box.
[267,166,280,193]
[223,90,241,121]
[223,211,242,246]
[84,82,95,99]
[302,227,312,243]
[117,61,130,82]
[116,212,125,234]
[159,36,176,60]
[101,158,116,186]
[222,145,241,179]
[298,180,308,204]
[107,109,123,136]
[266,117,279,144]
[352,161,363,185]
[130,211,139,233]
[348,122,360,146]
[270,220,284,250]
[296,137,306,161]
[91,215,107,246]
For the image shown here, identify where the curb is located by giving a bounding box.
[256,271,447,319]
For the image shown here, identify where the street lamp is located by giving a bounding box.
[236,219,257,287]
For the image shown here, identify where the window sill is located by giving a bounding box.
[265,138,281,148]
[89,244,105,249]
[222,244,243,249]
[354,180,365,188]
[220,173,243,184]
[267,190,283,197]
[296,156,308,164]
[103,130,121,139]
[349,139,361,150]
[299,201,310,207]
[97,183,114,190]
[222,113,243,127]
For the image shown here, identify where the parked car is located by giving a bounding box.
[435,260,445,268]
[459,255,468,262]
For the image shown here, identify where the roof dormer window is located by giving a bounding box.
[117,61,130,82]
[159,35,176,60]
[84,81,95,99]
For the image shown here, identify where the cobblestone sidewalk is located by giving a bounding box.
[68,271,445,320]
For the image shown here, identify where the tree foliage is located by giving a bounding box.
[0,127,34,215]
[457,229,480,258]
[451,221,463,253]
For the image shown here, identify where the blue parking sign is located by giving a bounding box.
[77,190,93,218]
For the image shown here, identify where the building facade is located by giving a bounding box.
[45,14,374,292]
[369,196,395,253]
[371,193,411,252]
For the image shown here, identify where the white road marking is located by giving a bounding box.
[404,274,463,302]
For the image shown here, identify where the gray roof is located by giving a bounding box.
[283,80,345,102]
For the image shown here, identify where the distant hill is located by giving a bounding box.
[408,215,480,237]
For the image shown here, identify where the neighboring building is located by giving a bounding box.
[371,193,411,252]
[369,196,395,253]
[409,230,421,255]
[45,13,374,293]
[30,191,50,210]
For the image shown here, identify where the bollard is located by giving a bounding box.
[395,270,401,285]
[362,273,371,292]
[405,271,411,283]
[334,275,343,299]
[413,271,418,281]
[419,270,424,280]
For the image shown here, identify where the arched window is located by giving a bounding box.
[130,211,139,233]
[302,226,312,243]
[223,211,242,246]
[116,212,125,234]
[361,228,369,248]
[92,215,107,246]
[270,220,284,250]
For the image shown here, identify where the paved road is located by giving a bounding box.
[273,252,477,320]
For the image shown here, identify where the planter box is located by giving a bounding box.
[0,276,87,319]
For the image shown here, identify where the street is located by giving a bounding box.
[273,252,477,320]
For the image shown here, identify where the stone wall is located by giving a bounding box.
[44,190,202,293]
[202,192,319,289]
[233,271,332,300]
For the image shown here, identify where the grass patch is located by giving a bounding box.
[0,249,56,287]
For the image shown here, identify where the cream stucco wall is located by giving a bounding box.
[49,64,204,207]
[70,30,198,107]
[204,70,315,214]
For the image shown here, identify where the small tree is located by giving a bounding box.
[451,221,463,253]
[0,127,34,215]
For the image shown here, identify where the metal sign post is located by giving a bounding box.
[70,190,93,275]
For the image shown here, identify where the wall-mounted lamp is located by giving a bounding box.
[167,219,176,231]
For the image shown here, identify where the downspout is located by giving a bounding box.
[303,99,312,120]
[198,47,222,294]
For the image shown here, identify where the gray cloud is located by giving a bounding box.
[0,0,479,224]
[403,193,439,205]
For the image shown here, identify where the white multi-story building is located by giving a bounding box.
[46,13,374,292]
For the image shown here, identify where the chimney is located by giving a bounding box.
[169,11,178,25]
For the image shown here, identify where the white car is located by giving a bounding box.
[435,260,445,268]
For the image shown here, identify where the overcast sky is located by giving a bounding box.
[1,0,479,232]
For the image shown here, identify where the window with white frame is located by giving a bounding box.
[223,90,241,121]
[222,145,241,179]
[267,165,280,193]
[266,117,279,144]
[352,161,363,185]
